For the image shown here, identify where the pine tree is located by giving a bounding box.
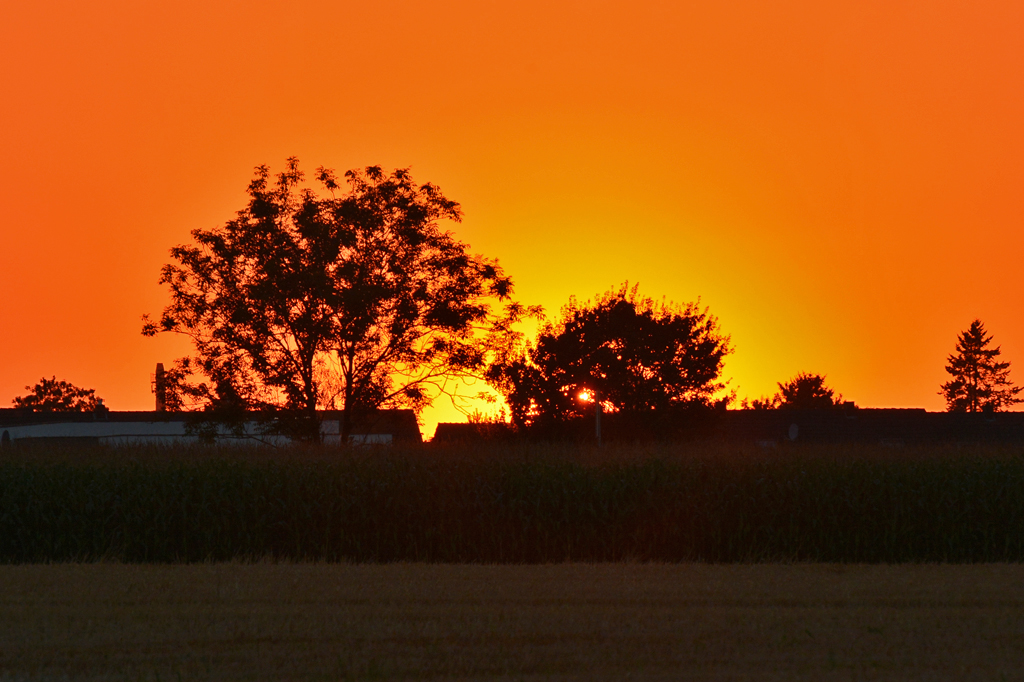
[940,320,1021,412]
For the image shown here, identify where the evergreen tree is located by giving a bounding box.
[940,319,1021,412]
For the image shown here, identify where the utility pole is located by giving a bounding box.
[595,389,602,448]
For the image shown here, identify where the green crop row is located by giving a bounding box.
[3,441,1024,562]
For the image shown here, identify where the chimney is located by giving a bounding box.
[155,363,166,412]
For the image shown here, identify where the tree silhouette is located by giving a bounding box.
[144,159,530,440]
[489,283,732,428]
[12,377,103,412]
[775,372,842,409]
[744,372,843,410]
[940,319,1021,413]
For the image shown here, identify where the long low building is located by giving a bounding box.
[713,407,1024,444]
[432,407,1024,444]
[0,409,421,447]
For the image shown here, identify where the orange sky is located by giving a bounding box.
[3,0,1024,435]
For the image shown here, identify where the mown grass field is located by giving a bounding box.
[3,440,1024,562]
[3,562,1024,681]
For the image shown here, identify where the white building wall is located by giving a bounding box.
[0,418,393,445]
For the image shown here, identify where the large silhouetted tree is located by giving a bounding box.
[12,377,103,412]
[940,319,1021,412]
[489,283,732,428]
[144,159,529,440]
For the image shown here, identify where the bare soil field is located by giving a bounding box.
[1,564,1023,681]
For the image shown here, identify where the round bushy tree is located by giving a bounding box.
[145,159,528,440]
[744,372,842,410]
[12,377,103,412]
[490,283,732,428]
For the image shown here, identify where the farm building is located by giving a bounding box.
[432,421,513,443]
[0,409,421,447]
[433,407,1024,445]
[0,364,422,447]
[715,407,1024,444]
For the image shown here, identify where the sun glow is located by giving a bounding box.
[3,0,1024,428]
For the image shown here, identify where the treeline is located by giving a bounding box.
[10,159,1022,438]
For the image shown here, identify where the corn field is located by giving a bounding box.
[2,441,1024,562]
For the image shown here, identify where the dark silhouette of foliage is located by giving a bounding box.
[144,158,530,440]
[940,319,1021,413]
[489,283,732,429]
[779,372,841,409]
[12,377,103,412]
[152,358,200,413]
[741,395,778,410]
[744,372,842,410]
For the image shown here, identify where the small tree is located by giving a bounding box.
[743,372,842,410]
[12,377,103,412]
[144,159,530,440]
[776,372,842,409]
[489,283,732,428]
[940,319,1021,412]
